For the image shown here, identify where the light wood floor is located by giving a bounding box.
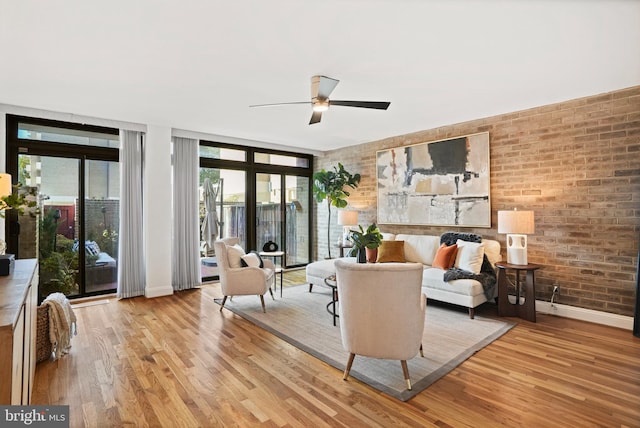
[33,269,640,427]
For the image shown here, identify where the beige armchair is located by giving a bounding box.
[214,238,275,312]
[334,259,426,390]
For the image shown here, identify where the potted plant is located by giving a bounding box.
[349,223,383,263]
[312,163,361,259]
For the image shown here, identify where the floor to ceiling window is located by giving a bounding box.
[198,141,312,281]
[5,115,120,302]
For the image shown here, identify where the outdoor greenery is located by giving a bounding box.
[38,209,79,302]
[312,163,361,258]
[0,184,38,217]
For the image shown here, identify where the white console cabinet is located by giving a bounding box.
[0,259,39,404]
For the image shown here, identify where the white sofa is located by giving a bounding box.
[306,232,501,319]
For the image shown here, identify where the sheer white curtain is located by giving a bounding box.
[117,130,146,298]
[172,137,201,290]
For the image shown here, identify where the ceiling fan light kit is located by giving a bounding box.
[312,98,329,112]
[250,75,390,125]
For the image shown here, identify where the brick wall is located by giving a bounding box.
[314,86,640,316]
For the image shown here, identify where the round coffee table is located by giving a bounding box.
[324,275,339,326]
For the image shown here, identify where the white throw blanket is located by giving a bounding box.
[42,292,77,360]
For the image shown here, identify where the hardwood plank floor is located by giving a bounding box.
[33,269,640,427]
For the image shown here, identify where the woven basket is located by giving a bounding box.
[36,305,52,363]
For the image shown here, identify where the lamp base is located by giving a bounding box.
[342,226,353,247]
[506,233,528,265]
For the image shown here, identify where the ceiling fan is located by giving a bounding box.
[250,75,391,125]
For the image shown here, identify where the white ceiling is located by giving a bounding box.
[1,0,639,154]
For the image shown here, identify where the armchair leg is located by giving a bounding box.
[343,353,355,381]
[268,287,274,300]
[309,283,313,292]
[260,295,266,313]
[419,344,424,358]
[468,308,475,319]
[401,360,412,390]
[219,296,228,312]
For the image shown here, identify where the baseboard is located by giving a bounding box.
[536,300,634,330]
[145,285,174,298]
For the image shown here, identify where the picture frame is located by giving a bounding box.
[376,132,491,227]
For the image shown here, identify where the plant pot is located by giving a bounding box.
[365,248,378,263]
[357,248,367,263]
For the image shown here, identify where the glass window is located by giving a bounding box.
[199,145,246,161]
[17,123,119,148]
[199,141,312,269]
[254,152,310,168]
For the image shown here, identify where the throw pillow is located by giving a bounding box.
[241,252,262,268]
[376,240,406,263]
[85,241,101,256]
[454,239,485,274]
[432,243,458,270]
[226,244,246,268]
[241,251,264,268]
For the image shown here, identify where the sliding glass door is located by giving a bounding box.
[284,175,310,266]
[84,159,120,293]
[199,167,246,281]
[256,173,281,252]
[255,173,310,266]
[14,154,120,300]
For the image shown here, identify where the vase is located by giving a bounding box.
[365,248,378,263]
[357,248,366,263]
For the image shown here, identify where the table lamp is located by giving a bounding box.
[498,208,534,265]
[0,173,12,256]
[337,210,358,246]
[0,173,12,202]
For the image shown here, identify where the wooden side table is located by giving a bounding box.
[496,262,541,322]
[335,243,353,258]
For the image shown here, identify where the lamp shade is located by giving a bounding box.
[498,209,534,234]
[337,210,358,226]
[0,174,12,198]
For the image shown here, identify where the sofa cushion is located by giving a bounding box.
[376,240,406,263]
[432,243,458,269]
[454,239,485,274]
[423,267,485,297]
[395,234,440,265]
[380,232,396,241]
[306,258,342,281]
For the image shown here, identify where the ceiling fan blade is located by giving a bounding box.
[249,101,310,108]
[311,75,339,99]
[309,111,322,125]
[330,100,391,110]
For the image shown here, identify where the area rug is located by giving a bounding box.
[213,284,515,401]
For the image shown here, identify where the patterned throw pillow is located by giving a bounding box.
[85,241,101,256]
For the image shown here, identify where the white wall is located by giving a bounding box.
[143,125,173,297]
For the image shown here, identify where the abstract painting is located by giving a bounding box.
[376,132,490,227]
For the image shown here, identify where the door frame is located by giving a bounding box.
[5,115,119,299]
